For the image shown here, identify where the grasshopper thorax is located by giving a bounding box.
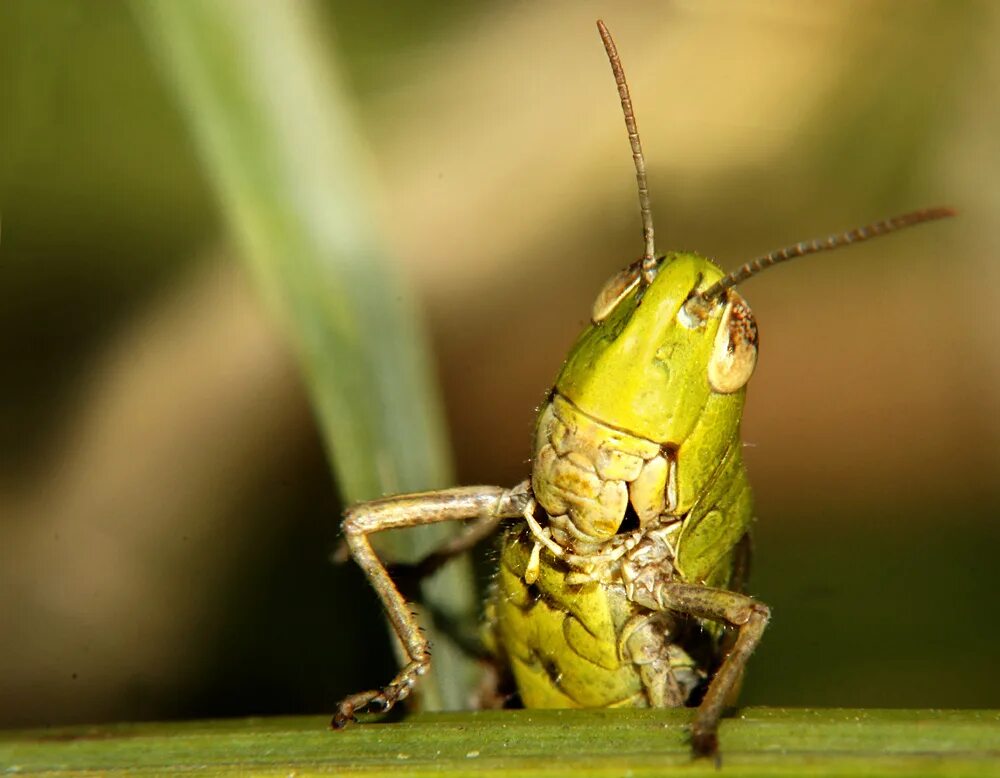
[531,252,757,545]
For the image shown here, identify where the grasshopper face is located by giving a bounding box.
[532,253,758,544]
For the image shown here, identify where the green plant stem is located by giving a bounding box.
[3,709,999,776]
[130,0,475,710]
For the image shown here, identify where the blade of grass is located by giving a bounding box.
[130,0,477,711]
[3,708,1000,776]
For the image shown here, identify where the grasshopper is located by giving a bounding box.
[332,20,953,757]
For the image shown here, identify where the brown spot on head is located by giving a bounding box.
[727,291,758,352]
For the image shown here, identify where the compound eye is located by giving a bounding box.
[708,291,758,393]
[592,262,642,323]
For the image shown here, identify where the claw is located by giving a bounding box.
[691,729,719,761]
[330,706,355,730]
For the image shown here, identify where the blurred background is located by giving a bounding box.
[1,0,998,729]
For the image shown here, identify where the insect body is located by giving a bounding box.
[333,21,953,758]
[489,251,759,725]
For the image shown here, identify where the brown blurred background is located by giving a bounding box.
[1,0,998,728]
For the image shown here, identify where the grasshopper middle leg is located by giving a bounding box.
[630,579,770,758]
[332,482,530,728]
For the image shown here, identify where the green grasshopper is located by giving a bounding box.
[332,20,953,757]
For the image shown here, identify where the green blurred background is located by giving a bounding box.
[1,0,998,729]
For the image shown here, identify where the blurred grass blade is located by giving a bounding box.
[131,0,476,710]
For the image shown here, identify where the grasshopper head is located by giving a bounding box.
[558,252,756,445]
[530,253,756,544]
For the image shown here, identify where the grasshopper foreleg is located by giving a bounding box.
[332,482,530,728]
[629,579,770,758]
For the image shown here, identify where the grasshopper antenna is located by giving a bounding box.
[699,206,956,301]
[597,20,656,278]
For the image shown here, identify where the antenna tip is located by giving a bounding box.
[906,205,958,225]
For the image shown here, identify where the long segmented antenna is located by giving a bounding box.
[699,206,956,301]
[597,20,656,274]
